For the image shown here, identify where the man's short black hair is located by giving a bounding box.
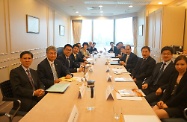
[82,42,89,47]
[64,44,73,49]
[73,44,79,48]
[125,45,131,49]
[141,46,150,52]
[93,42,96,45]
[161,46,173,54]
[20,51,33,58]
[121,46,126,49]
[110,42,114,45]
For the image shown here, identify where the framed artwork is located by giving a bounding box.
[59,25,65,36]
[139,25,143,36]
[26,15,40,34]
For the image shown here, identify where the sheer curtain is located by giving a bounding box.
[72,20,82,44]
[132,17,138,54]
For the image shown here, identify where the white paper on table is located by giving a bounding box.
[106,53,115,57]
[87,58,93,61]
[114,77,133,82]
[112,68,127,73]
[110,58,120,61]
[116,93,142,101]
[124,115,161,122]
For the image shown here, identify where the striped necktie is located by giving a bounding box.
[26,69,35,90]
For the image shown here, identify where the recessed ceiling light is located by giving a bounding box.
[99,5,103,8]
[75,11,79,13]
[100,11,103,13]
[129,5,133,8]
[158,2,163,4]
[79,15,81,16]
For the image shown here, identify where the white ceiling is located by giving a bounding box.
[43,0,176,16]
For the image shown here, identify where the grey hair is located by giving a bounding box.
[46,46,57,53]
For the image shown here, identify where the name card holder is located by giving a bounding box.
[78,83,86,99]
[106,85,114,100]
[68,105,79,122]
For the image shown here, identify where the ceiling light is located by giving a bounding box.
[99,5,103,8]
[79,15,81,16]
[129,5,133,7]
[158,2,163,5]
[75,11,79,13]
[100,11,103,13]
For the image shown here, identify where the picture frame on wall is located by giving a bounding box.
[26,15,40,34]
[139,25,143,36]
[59,25,65,36]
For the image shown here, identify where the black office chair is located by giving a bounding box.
[0,80,21,122]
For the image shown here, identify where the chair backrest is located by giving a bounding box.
[0,80,14,100]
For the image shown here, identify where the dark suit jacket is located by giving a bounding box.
[57,53,79,73]
[10,65,44,112]
[161,71,187,111]
[120,52,138,73]
[89,47,98,54]
[70,53,84,64]
[108,46,118,56]
[131,56,156,81]
[37,58,71,89]
[145,61,175,91]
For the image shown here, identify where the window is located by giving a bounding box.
[115,18,133,45]
[80,20,92,43]
[93,20,114,51]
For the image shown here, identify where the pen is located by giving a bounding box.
[114,89,120,93]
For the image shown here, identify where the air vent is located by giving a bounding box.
[87,7,101,10]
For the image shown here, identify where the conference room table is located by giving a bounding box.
[20,54,161,122]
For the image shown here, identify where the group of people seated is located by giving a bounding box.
[9,41,187,120]
[109,42,187,120]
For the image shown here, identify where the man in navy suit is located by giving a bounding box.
[142,46,175,104]
[37,46,72,89]
[10,51,45,112]
[57,44,84,73]
[108,42,118,56]
[71,44,86,64]
[120,45,138,73]
[131,46,156,88]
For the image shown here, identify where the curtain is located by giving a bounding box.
[72,20,82,44]
[132,17,138,54]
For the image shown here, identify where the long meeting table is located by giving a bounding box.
[20,55,161,122]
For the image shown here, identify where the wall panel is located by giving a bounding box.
[0,0,7,54]
[9,0,47,52]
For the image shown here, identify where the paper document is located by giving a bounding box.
[114,77,133,82]
[116,93,142,100]
[117,89,145,97]
[112,68,128,73]
[110,58,120,61]
[124,115,161,122]
[46,83,70,93]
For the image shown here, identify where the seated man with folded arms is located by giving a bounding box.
[142,46,175,105]
[131,46,156,89]
[10,51,45,112]
[119,45,138,73]
[57,44,84,73]
[37,46,72,89]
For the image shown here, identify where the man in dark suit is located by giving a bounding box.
[142,46,175,104]
[76,42,86,61]
[89,42,98,54]
[37,46,72,89]
[120,45,138,73]
[10,51,45,112]
[131,46,156,88]
[71,44,86,64]
[108,42,118,56]
[57,44,84,73]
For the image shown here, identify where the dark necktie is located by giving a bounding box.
[67,57,70,68]
[26,69,35,90]
[153,63,166,85]
[141,59,146,66]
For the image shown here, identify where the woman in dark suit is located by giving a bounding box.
[153,55,187,119]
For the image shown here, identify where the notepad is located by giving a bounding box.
[110,61,119,65]
[46,83,70,93]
